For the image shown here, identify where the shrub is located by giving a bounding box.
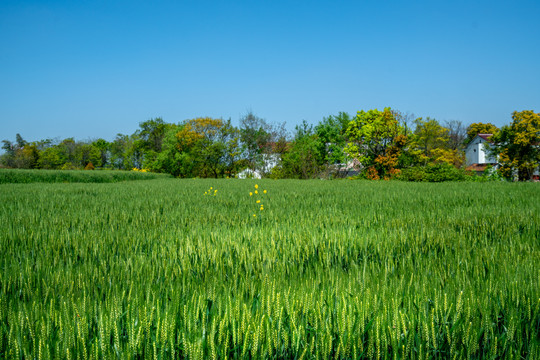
[398,163,470,182]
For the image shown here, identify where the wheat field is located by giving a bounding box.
[0,178,538,359]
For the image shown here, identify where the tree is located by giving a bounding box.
[220,120,243,177]
[58,138,78,168]
[39,145,65,169]
[410,117,462,167]
[314,112,351,177]
[413,117,450,163]
[1,140,15,167]
[110,134,141,170]
[92,139,110,168]
[344,108,406,179]
[75,143,102,168]
[138,118,168,153]
[174,117,241,178]
[239,111,273,173]
[281,121,322,179]
[465,122,499,144]
[444,120,467,150]
[18,142,40,169]
[239,111,287,176]
[15,133,27,148]
[151,124,185,176]
[392,110,416,136]
[490,110,540,181]
[1,135,41,169]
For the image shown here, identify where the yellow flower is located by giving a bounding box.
[263,190,267,194]
[210,187,213,190]
[214,189,217,193]
[255,184,258,189]
[256,200,260,203]
[253,214,256,217]
[255,190,258,194]
[249,192,253,196]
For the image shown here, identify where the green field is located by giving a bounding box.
[0,169,172,184]
[1,178,539,359]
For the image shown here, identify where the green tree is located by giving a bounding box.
[173,117,240,178]
[239,111,273,173]
[281,121,322,179]
[18,142,40,169]
[39,145,65,169]
[138,118,168,153]
[15,133,27,148]
[75,143,102,168]
[151,124,185,176]
[413,117,450,162]
[344,107,406,179]
[1,140,15,167]
[239,111,287,176]
[58,138,78,168]
[92,139,110,168]
[490,110,540,181]
[1,135,41,169]
[414,118,466,167]
[315,112,351,177]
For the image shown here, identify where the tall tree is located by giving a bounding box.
[239,111,272,173]
[138,118,168,153]
[92,139,110,168]
[315,112,351,176]
[490,110,540,181]
[175,117,239,178]
[444,120,467,150]
[344,107,406,179]
[238,111,287,176]
[413,117,449,161]
[412,118,465,167]
[0,140,15,167]
[15,133,27,148]
[281,121,322,179]
[75,143,102,168]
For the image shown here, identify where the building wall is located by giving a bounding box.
[465,137,497,165]
[465,139,480,166]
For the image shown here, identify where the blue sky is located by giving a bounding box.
[1,0,539,142]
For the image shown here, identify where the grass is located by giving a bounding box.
[0,178,538,359]
[0,168,172,184]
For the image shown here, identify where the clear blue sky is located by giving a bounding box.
[1,0,539,143]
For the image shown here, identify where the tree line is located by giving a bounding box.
[2,109,539,181]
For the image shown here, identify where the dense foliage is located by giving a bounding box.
[1,179,539,358]
[490,110,540,181]
[1,109,538,181]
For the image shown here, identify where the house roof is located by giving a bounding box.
[477,134,493,141]
[465,133,494,150]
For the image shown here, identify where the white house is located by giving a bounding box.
[465,133,540,180]
[465,134,497,172]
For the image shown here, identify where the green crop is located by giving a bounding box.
[0,169,171,184]
[0,178,538,359]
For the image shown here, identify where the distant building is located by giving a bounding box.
[465,134,497,174]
